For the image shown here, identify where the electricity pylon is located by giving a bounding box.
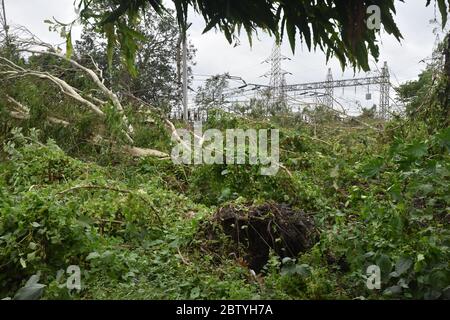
[263,43,290,111]
[325,68,334,109]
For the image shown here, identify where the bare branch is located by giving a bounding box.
[19,48,134,142]
[88,54,104,84]
[6,95,29,113]
[124,145,170,158]
[5,95,70,126]
[20,49,123,111]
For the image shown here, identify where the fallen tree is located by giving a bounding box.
[0,31,180,159]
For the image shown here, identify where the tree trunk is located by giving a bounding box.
[444,33,450,122]
[444,33,450,91]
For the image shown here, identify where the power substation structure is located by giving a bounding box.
[284,61,391,118]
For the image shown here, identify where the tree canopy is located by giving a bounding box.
[76,0,449,71]
[76,7,195,108]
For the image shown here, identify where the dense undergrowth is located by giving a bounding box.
[0,109,448,299]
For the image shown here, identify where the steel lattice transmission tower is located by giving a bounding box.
[281,61,391,120]
[269,44,282,105]
[263,43,290,110]
[324,68,334,109]
[379,61,390,119]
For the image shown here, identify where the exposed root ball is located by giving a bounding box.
[214,202,318,272]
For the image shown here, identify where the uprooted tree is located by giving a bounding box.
[0,2,192,159]
[0,40,189,158]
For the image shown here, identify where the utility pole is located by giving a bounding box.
[379,61,390,119]
[444,33,450,118]
[1,0,10,48]
[182,30,188,122]
[446,33,450,81]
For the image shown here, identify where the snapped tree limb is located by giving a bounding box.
[5,95,70,126]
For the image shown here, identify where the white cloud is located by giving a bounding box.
[4,0,82,46]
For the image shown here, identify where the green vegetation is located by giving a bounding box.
[1,104,448,299]
[0,0,449,301]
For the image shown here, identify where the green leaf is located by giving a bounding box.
[376,254,392,276]
[282,257,294,264]
[418,183,434,195]
[203,16,221,34]
[330,165,339,178]
[361,157,383,178]
[387,183,402,202]
[86,252,101,260]
[190,287,200,299]
[395,257,412,276]
[25,274,41,287]
[14,284,46,300]
[295,264,312,277]
[383,285,402,296]
[414,254,426,273]
[436,127,450,151]
[437,0,448,28]
[429,270,448,290]
[405,142,427,159]
[27,251,36,261]
[14,274,46,300]
[286,17,297,54]
[76,215,94,228]
[66,30,73,58]
[104,23,116,70]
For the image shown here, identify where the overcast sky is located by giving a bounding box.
[3,0,446,113]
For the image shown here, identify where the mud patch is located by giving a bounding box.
[213,202,318,272]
